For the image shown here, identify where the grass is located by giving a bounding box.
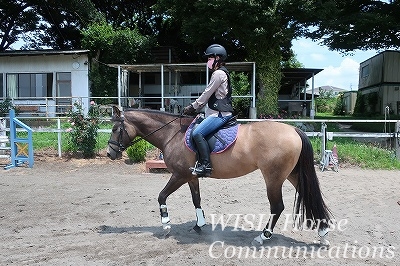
[311,113,400,169]
[310,137,400,170]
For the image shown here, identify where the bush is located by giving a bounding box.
[0,98,17,117]
[333,93,345,115]
[231,72,251,118]
[66,100,100,158]
[126,138,153,162]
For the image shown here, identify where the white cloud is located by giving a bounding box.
[310,53,326,62]
[313,57,360,90]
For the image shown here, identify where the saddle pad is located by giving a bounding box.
[185,121,239,154]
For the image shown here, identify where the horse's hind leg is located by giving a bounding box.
[188,178,206,233]
[253,177,285,245]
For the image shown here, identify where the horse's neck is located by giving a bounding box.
[128,112,183,149]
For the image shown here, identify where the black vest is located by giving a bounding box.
[207,66,234,112]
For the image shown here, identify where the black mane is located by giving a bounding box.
[124,108,189,118]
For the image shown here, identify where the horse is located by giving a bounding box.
[107,106,332,246]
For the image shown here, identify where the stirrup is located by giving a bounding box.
[189,161,212,177]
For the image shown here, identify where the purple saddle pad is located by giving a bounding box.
[185,120,239,154]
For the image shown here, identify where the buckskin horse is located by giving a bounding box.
[107,106,332,246]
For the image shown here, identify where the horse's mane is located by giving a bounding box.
[124,108,185,118]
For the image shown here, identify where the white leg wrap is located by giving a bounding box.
[318,227,330,246]
[160,204,170,224]
[252,229,272,246]
[196,208,206,227]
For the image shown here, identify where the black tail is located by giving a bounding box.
[293,127,332,229]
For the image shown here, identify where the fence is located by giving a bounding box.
[1,115,399,163]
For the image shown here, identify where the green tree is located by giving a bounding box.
[231,72,251,118]
[333,93,345,115]
[81,22,154,100]
[156,0,314,116]
[0,0,100,50]
[315,88,336,113]
[303,0,400,51]
[0,0,38,51]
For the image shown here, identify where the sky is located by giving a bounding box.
[292,37,380,91]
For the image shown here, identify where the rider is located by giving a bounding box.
[183,44,234,177]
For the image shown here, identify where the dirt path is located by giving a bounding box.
[0,155,399,265]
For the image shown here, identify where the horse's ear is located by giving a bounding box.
[112,106,121,119]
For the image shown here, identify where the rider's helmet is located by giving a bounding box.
[204,44,227,61]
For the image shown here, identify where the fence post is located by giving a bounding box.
[320,122,327,160]
[0,118,8,158]
[57,118,62,157]
[396,121,400,160]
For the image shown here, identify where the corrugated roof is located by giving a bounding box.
[0,49,90,57]
[107,62,255,73]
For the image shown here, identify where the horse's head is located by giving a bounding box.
[107,106,136,160]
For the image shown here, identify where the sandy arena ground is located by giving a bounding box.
[0,154,399,265]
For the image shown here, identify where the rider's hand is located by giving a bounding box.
[183,104,196,116]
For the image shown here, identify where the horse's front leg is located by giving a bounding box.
[188,178,206,233]
[158,173,190,234]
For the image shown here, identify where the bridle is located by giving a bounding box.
[107,117,131,153]
[107,115,182,154]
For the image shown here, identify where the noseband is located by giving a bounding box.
[108,115,181,153]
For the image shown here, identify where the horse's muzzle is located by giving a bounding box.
[107,152,115,160]
[107,148,122,160]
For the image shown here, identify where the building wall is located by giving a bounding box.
[0,52,89,115]
[343,91,357,114]
[359,53,384,89]
[358,50,400,115]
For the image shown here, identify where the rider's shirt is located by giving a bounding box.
[191,69,232,118]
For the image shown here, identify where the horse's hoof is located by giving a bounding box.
[251,235,264,246]
[192,224,202,234]
[320,237,330,247]
[162,223,171,236]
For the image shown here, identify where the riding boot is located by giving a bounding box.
[192,134,212,177]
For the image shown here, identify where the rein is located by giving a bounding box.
[129,116,181,146]
[108,115,183,152]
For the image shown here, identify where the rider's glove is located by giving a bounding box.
[183,104,196,116]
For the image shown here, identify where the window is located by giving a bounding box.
[361,65,369,78]
[56,72,72,113]
[6,73,53,98]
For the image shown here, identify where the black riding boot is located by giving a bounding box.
[192,134,212,177]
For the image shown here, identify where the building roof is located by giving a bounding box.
[306,85,347,96]
[280,68,324,94]
[0,49,90,57]
[108,61,255,73]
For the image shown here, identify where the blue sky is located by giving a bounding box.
[292,37,380,90]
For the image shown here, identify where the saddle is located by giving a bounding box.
[184,116,240,154]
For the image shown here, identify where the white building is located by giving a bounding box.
[0,50,90,116]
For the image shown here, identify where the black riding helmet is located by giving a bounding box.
[204,44,227,61]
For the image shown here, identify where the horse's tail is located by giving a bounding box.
[293,127,332,229]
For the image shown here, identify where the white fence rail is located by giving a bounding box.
[1,117,399,161]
